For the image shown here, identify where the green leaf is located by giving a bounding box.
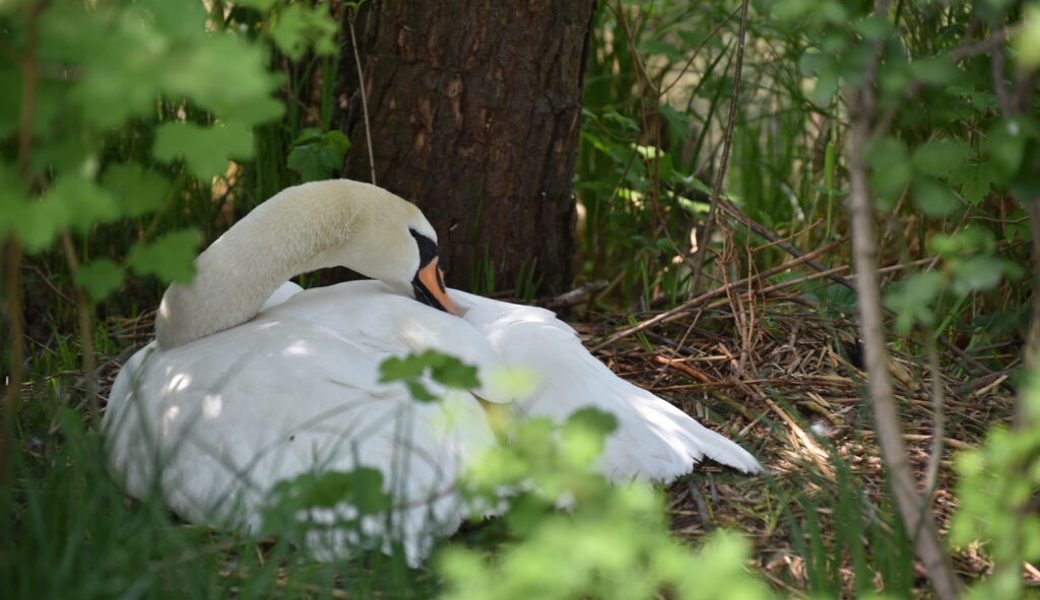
[286,145,327,182]
[950,256,1022,296]
[852,15,892,39]
[947,161,998,205]
[234,0,280,10]
[912,139,970,178]
[430,356,480,390]
[263,468,393,538]
[38,176,122,235]
[74,259,125,301]
[985,117,1039,181]
[128,229,202,284]
[912,177,960,217]
[287,130,352,182]
[269,3,337,61]
[930,226,997,257]
[565,407,618,438]
[379,351,480,403]
[167,35,285,126]
[864,135,911,205]
[659,104,691,150]
[1013,6,1040,71]
[908,56,959,85]
[323,130,351,154]
[884,270,944,334]
[153,121,254,179]
[101,164,171,218]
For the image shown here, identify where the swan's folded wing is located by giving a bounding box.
[452,289,762,481]
[104,306,495,566]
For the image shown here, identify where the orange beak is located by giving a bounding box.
[415,257,461,316]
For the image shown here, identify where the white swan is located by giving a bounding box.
[103,179,760,565]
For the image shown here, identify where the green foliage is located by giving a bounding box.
[269,2,338,61]
[263,467,393,548]
[444,408,773,600]
[952,369,1040,599]
[153,121,255,180]
[287,128,351,182]
[380,350,481,402]
[2,0,333,305]
[127,229,204,285]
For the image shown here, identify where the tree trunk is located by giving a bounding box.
[336,1,595,294]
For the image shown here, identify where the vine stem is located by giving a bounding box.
[2,0,49,484]
[60,232,98,419]
[348,10,376,186]
[687,0,751,299]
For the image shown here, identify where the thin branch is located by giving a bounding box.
[592,235,848,351]
[347,10,376,186]
[659,6,741,97]
[688,0,751,299]
[2,0,49,484]
[922,331,946,499]
[846,3,961,595]
[60,232,98,420]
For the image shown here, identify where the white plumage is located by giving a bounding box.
[103,179,760,566]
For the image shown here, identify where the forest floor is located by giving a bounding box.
[578,295,1025,595]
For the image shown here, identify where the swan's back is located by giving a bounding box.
[453,290,762,479]
[105,281,499,565]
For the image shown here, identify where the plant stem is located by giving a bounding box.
[688,0,750,298]
[2,0,50,483]
[348,10,376,186]
[60,232,98,420]
[1,240,24,484]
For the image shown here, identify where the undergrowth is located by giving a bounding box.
[3,0,1040,598]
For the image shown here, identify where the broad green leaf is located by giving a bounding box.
[912,139,970,178]
[930,226,997,257]
[947,161,998,205]
[164,36,284,125]
[0,67,20,137]
[864,135,911,205]
[1013,6,1040,70]
[912,177,960,217]
[18,199,67,254]
[44,176,121,233]
[286,145,327,182]
[659,104,691,150]
[908,56,959,85]
[287,130,351,182]
[137,0,208,42]
[852,15,892,39]
[950,256,1022,296]
[430,356,480,390]
[74,259,125,301]
[128,229,202,284]
[1010,144,1040,203]
[263,468,392,539]
[233,0,280,9]
[884,270,944,333]
[565,407,618,438]
[0,165,29,238]
[379,355,427,382]
[101,164,171,218]
[985,117,1039,181]
[269,3,337,61]
[153,121,254,179]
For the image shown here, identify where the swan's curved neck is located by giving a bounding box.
[155,181,384,348]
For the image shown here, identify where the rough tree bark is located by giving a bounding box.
[335,1,596,293]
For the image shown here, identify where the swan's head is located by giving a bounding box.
[319,181,460,316]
